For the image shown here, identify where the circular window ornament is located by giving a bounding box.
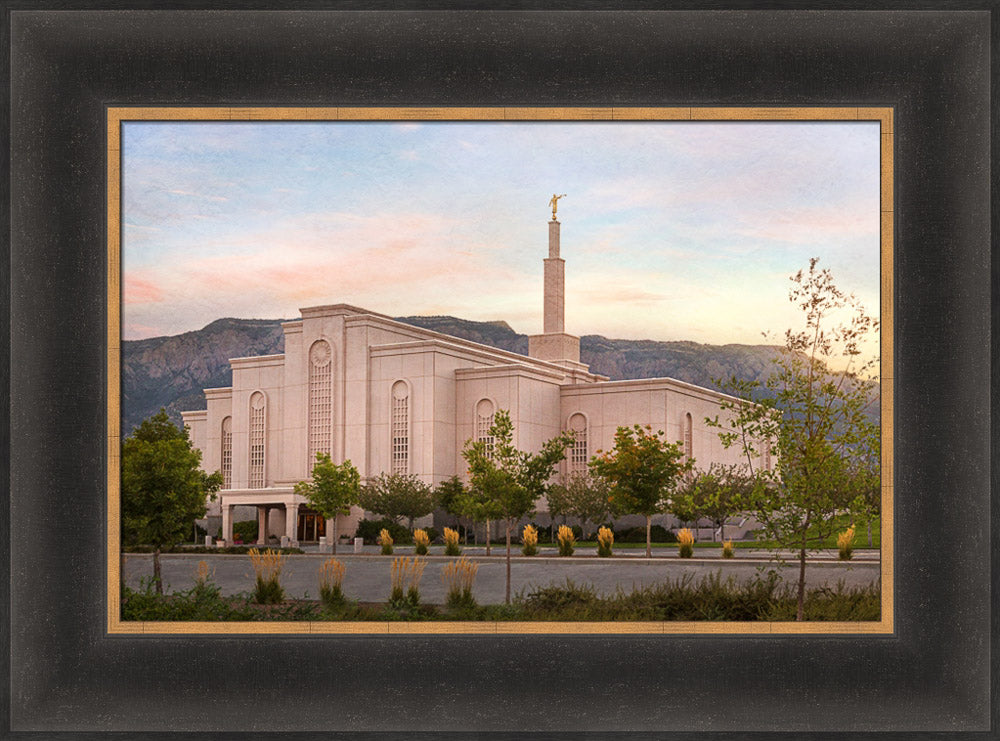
[310,340,331,367]
[250,391,265,410]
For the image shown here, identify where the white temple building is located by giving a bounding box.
[182,214,765,546]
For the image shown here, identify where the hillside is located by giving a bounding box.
[121,315,789,435]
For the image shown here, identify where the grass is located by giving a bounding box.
[122,571,880,622]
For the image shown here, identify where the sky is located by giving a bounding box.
[122,120,881,363]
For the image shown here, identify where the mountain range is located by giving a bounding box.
[122,315,796,436]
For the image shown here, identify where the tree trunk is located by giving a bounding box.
[332,513,338,555]
[645,516,652,558]
[153,546,163,595]
[796,539,807,621]
[867,519,872,548]
[505,522,512,604]
[720,521,725,543]
[486,519,492,556]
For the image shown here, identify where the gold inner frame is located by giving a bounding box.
[107,106,894,635]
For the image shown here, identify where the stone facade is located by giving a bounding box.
[182,218,766,546]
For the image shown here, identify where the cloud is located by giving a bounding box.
[124,275,165,304]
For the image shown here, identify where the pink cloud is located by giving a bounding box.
[124,275,165,304]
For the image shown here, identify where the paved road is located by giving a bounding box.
[125,551,881,604]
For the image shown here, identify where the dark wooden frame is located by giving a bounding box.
[5,5,994,737]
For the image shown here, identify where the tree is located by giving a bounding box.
[293,453,361,555]
[711,258,880,620]
[462,410,573,603]
[122,409,222,594]
[435,475,472,544]
[360,472,435,532]
[589,424,693,558]
[674,463,759,542]
[546,471,615,540]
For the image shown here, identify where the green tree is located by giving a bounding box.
[711,258,880,620]
[590,424,693,558]
[435,475,472,544]
[122,410,222,594]
[360,472,435,532]
[462,410,573,603]
[674,463,759,542]
[546,471,615,540]
[454,478,502,554]
[293,453,361,555]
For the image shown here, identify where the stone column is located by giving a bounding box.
[543,219,565,333]
[285,503,300,547]
[256,505,268,545]
[221,504,234,546]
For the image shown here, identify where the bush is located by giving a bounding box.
[557,525,575,557]
[597,526,614,557]
[413,529,430,555]
[379,529,394,556]
[651,525,675,543]
[319,558,347,607]
[423,527,440,544]
[837,526,855,560]
[249,548,285,604]
[355,518,411,545]
[442,557,479,612]
[722,540,735,559]
[522,524,539,556]
[443,527,461,556]
[677,528,694,558]
[232,520,258,544]
[390,557,426,607]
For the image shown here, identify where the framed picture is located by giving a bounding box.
[6,6,993,737]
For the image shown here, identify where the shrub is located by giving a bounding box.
[443,527,461,556]
[722,540,735,558]
[413,529,430,555]
[597,526,614,557]
[521,524,539,556]
[677,528,694,558]
[838,526,855,560]
[379,528,394,555]
[319,558,347,607]
[249,548,285,604]
[650,524,676,543]
[390,557,426,606]
[423,527,440,544]
[619,526,677,543]
[355,517,411,545]
[442,557,479,610]
[232,520,258,544]
[557,525,575,557]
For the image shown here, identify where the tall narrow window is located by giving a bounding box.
[684,413,693,460]
[568,413,588,472]
[220,416,232,489]
[308,340,333,463]
[762,440,772,472]
[249,391,266,489]
[476,399,495,460]
[391,381,410,475]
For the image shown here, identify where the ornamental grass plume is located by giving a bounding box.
[838,526,856,560]
[521,524,539,556]
[677,528,694,558]
[722,540,735,559]
[441,556,479,610]
[557,525,575,557]
[319,558,347,607]
[597,526,614,557]
[379,528,394,556]
[194,559,213,585]
[249,548,286,604]
[413,528,430,556]
[390,557,427,605]
[443,527,461,556]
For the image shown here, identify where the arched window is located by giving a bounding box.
[308,340,333,463]
[568,413,588,472]
[476,398,495,460]
[684,413,693,461]
[220,416,232,489]
[249,391,266,489]
[391,381,410,475]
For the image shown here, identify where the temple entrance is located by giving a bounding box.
[297,509,327,543]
